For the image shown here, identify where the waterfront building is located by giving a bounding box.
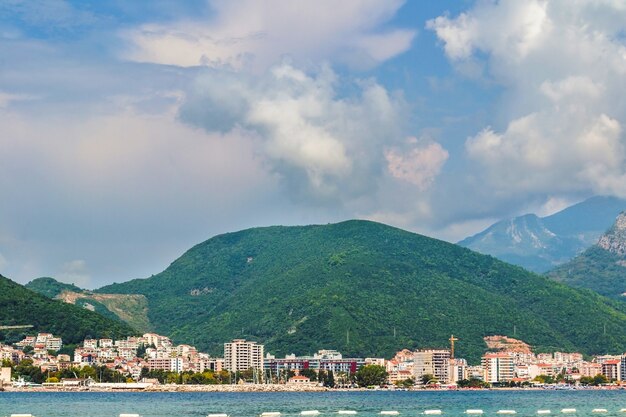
[148,357,184,373]
[414,349,451,384]
[601,359,621,381]
[224,339,264,372]
[482,353,515,383]
[263,350,365,376]
[580,361,602,377]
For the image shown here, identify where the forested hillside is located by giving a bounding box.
[98,220,626,362]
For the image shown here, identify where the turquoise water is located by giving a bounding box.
[1,391,626,417]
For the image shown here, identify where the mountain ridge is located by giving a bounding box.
[0,274,136,346]
[92,219,626,362]
[25,277,152,333]
[459,196,626,272]
[548,212,626,298]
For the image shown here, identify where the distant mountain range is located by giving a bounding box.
[26,219,626,363]
[0,274,135,346]
[549,212,626,299]
[459,196,626,272]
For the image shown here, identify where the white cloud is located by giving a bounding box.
[429,0,626,200]
[181,63,434,202]
[385,138,449,190]
[427,1,550,63]
[123,0,416,70]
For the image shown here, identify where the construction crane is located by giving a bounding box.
[0,325,33,330]
[449,334,459,359]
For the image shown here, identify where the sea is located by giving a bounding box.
[1,390,626,417]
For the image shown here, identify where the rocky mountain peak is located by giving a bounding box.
[597,212,626,257]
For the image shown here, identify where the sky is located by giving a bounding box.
[2,0,626,288]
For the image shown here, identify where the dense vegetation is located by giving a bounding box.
[25,277,83,298]
[26,277,153,333]
[98,220,626,363]
[548,246,626,298]
[0,275,136,345]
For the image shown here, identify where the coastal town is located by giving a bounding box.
[1,332,624,390]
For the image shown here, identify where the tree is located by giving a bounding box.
[593,374,609,385]
[395,378,414,388]
[457,378,489,388]
[300,368,318,382]
[421,374,437,385]
[324,370,335,388]
[355,365,388,387]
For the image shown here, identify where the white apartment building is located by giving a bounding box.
[414,349,451,384]
[99,339,113,348]
[482,353,515,383]
[224,339,264,372]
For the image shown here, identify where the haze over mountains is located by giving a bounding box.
[23,220,626,363]
[459,196,626,273]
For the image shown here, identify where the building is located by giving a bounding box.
[264,350,365,377]
[148,357,184,373]
[414,349,451,384]
[601,360,621,382]
[580,362,602,377]
[224,339,264,372]
[0,367,11,384]
[482,353,515,383]
[451,358,468,383]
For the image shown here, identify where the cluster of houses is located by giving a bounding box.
[3,332,626,386]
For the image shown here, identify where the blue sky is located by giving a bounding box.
[2,0,626,287]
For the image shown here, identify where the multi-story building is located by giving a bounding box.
[482,353,515,383]
[148,357,184,373]
[554,352,583,364]
[580,362,602,377]
[99,339,113,348]
[601,360,621,381]
[263,350,365,376]
[451,358,467,383]
[84,339,98,349]
[414,349,451,384]
[16,333,62,351]
[224,339,264,372]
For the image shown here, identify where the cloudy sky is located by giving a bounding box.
[2,0,626,288]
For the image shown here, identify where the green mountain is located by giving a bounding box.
[0,274,136,345]
[25,277,152,333]
[549,212,626,299]
[96,220,626,362]
[459,196,626,272]
[25,277,83,298]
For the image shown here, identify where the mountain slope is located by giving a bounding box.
[0,275,136,345]
[25,277,83,298]
[98,220,626,362]
[549,212,626,299]
[460,196,626,272]
[26,277,152,333]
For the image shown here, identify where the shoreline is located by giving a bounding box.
[2,385,622,393]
